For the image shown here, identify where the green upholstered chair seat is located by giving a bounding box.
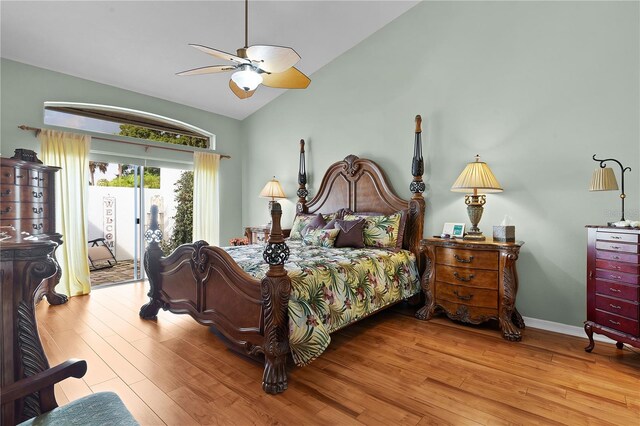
[19,391,138,426]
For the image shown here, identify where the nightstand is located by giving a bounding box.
[244,225,270,245]
[416,237,525,341]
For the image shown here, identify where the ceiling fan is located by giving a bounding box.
[177,0,311,99]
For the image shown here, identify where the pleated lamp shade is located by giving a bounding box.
[451,156,503,193]
[259,177,286,200]
[589,167,619,191]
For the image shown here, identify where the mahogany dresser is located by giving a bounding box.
[0,149,67,305]
[584,226,639,351]
[1,239,59,425]
[416,237,525,341]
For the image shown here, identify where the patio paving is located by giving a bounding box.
[90,259,141,286]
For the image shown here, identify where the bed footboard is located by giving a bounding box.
[140,204,292,394]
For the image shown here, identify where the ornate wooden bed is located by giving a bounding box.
[139,117,426,394]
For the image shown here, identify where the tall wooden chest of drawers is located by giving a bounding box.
[0,152,68,305]
[585,226,639,351]
[416,238,525,341]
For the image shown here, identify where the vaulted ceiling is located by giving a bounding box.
[1,1,418,120]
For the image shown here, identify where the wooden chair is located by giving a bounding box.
[1,359,138,426]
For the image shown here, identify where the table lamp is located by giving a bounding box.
[451,155,503,240]
[260,177,286,225]
[589,154,631,222]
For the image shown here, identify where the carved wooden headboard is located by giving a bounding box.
[295,116,426,268]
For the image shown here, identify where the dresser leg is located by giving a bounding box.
[615,342,624,350]
[499,313,522,342]
[584,321,595,352]
[512,308,525,329]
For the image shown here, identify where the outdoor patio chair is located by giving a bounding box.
[88,237,117,271]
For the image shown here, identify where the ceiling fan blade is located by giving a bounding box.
[261,67,311,89]
[176,65,237,76]
[189,44,249,64]
[246,45,300,73]
[229,79,256,99]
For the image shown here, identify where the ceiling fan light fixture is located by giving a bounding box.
[231,66,263,92]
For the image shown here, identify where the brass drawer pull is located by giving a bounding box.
[454,254,474,263]
[32,223,43,230]
[15,174,24,179]
[453,290,473,301]
[453,271,474,282]
[32,176,39,182]
[612,256,620,260]
[608,319,621,326]
[609,304,622,310]
[611,236,622,240]
[610,245,621,250]
[610,274,622,280]
[609,287,621,293]
[0,206,12,214]
[32,191,43,199]
[1,189,11,197]
[32,207,44,214]
[4,172,12,178]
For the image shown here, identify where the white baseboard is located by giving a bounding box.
[522,316,617,345]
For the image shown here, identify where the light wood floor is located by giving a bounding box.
[36,282,640,425]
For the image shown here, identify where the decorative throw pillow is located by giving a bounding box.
[301,213,327,237]
[302,228,340,248]
[343,211,404,249]
[290,213,335,240]
[334,219,365,248]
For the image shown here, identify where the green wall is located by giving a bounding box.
[242,1,640,326]
[0,58,244,244]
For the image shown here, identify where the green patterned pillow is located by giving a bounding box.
[290,213,335,240]
[302,228,340,247]
[344,212,403,248]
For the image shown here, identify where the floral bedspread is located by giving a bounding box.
[223,240,420,366]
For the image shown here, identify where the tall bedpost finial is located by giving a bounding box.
[140,204,166,319]
[408,115,426,273]
[296,139,309,213]
[261,201,291,394]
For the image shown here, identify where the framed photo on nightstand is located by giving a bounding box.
[442,222,465,238]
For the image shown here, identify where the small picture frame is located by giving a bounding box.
[442,222,465,238]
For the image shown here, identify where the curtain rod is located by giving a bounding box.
[18,125,231,159]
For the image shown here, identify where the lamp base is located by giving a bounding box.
[463,232,486,241]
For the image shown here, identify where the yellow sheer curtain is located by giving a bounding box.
[193,151,220,245]
[39,130,91,296]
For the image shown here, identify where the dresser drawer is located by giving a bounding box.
[0,186,49,203]
[596,250,639,264]
[595,294,638,320]
[595,259,640,274]
[436,247,498,270]
[1,167,30,185]
[1,218,50,235]
[597,231,640,244]
[594,310,639,336]
[0,203,47,220]
[595,241,639,254]
[595,269,639,285]
[436,282,498,309]
[595,279,639,302]
[437,299,498,322]
[435,265,498,289]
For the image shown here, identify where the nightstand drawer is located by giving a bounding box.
[437,299,498,322]
[435,265,498,290]
[436,282,497,309]
[595,280,639,302]
[595,259,640,274]
[595,294,638,320]
[594,310,639,335]
[595,269,639,285]
[597,232,640,244]
[436,247,498,270]
[595,241,639,254]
